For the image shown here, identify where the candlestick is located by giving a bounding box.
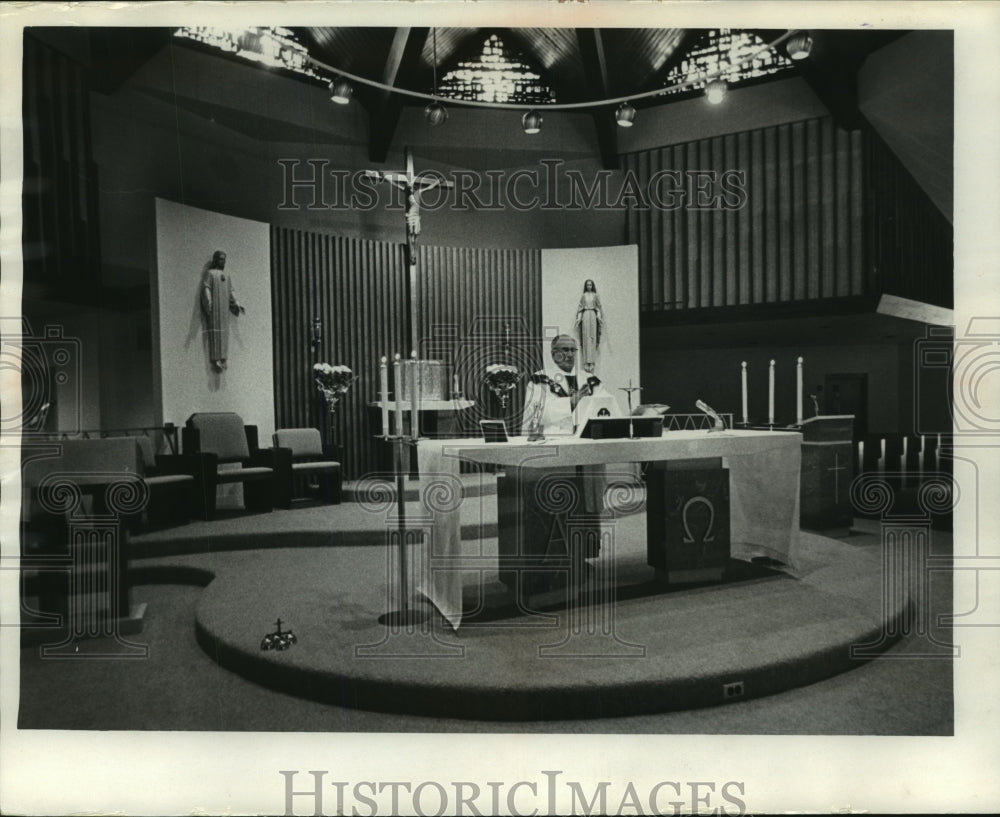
[379,356,390,438]
[393,353,403,437]
[741,361,748,425]
[796,356,803,426]
[768,359,775,426]
[453,372,460,399]
[410,350,419,439]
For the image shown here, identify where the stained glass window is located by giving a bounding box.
[436,34,555,104]
[663,29,794,94]
[174,27,325,82]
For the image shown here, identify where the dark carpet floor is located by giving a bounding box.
[18,502,954,733]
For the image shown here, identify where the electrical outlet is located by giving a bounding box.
[722,680,745,699]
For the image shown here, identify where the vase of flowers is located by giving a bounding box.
[484,363,520,410]
[314,362,355,414]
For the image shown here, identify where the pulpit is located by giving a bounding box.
[799,415,854,529]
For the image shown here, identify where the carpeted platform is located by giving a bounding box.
[130,485,909,721]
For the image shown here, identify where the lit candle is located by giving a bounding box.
[453,373,460,399]
[741,361,748,425]
[393,353,403,437]
[796,356,803,426]
[858,440,864,472]
[410,350,419,439]
[768,359,775,426]
[902,436,909,488]
[380,356,390,438]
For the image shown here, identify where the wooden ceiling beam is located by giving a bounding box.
[368,27,429,163]
[89,28,174,94]
[576,28,619,170]
[750,28,865,130]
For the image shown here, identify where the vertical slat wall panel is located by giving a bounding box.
[417,244,543,426]
[271,227,408,479]
[624,116,865,312]
[22,34,102,299]
[417,244,543,351]
[864,128,952,308]
[271,230,542,477]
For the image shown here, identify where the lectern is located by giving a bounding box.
[799,415,854,530]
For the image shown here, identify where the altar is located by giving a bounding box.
[417,429,802,628]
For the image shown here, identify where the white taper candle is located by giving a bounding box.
[379,356,390,438]
[741,361,748,425]
[796,356,803,425]
[768,359,775,426]
[393,353,403,437]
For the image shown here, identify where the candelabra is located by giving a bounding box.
[260,618,297,650]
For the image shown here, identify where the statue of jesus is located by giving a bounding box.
[200,250,245,371]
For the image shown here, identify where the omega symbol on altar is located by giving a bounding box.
[681,496,716,544]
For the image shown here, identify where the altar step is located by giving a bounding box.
[341,473,497,503]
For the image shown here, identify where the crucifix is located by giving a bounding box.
[619,379,643,439]
[364,147,454,354]
[827,453,847,504]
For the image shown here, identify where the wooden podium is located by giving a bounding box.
[799,415,854,530]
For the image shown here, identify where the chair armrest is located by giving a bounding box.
[245,425,260,455]
[271,446,293,472]
[246,448,274,469]
[153,453,202,477]
[182,425,201,454]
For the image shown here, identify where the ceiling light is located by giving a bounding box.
[615,102,636,128]
[705,79,727,105]
[329,78,353,105]
[521,110,543,134]
[786,31,813,60]
[424,101,448,126]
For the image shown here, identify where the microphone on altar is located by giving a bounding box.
[696,399,727,432]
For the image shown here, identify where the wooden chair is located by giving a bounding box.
[131,435,196,528]
[272,428,342,508]
[182,412,275,520]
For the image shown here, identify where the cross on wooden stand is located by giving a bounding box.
[619,380,643,438]
[364,147,454,353]
[827,453,847,503]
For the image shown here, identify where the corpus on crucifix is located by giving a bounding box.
[364,148,453,351]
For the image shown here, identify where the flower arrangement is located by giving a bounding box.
[484,363,520,408]
[314,363,355,412]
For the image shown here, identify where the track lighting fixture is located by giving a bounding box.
[521,110,542,134]
[705,79,727,105]
[424,101,448,126]
[786,31,813,60]
[329,78,353,104]
[615,101,636,127]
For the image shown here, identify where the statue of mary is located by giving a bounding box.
[574,279,603,373]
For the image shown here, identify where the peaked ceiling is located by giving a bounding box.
[88,26,907,166]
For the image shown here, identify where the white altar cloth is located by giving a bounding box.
[416,429,802,629]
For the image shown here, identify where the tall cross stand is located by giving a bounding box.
[364,151,451,627]
[364,147,454,355]
[377,431,427,627]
